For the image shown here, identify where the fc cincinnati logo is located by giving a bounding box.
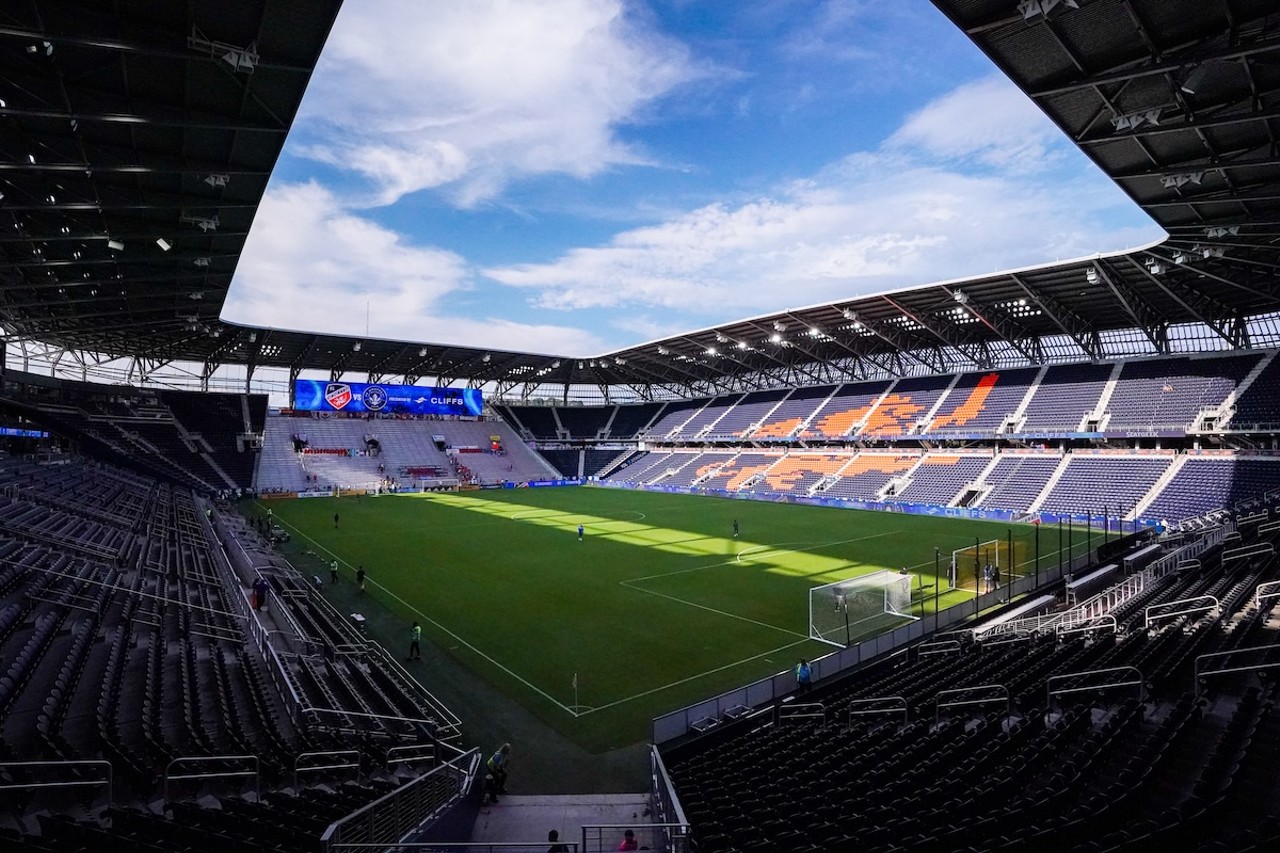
[361,385,388,411]
[324,383,353,410]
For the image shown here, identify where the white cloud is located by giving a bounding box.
[296,0,701,206]
[888,76,1065,173]
[221,182,606,355]
[482,76,1163,327]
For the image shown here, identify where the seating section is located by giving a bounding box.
[755,385,837,439]
[859,375,953,437]
[0,456,456,852]
[979,455,1062,512]
[538,448,579,478]
[161,390,259,488]
[1037,455,1172,517]
[707,389,792,439]
[890,455,991,505]
[1020,362,1115,431]
[655,452,717,488]
[500,404,559,439]
[1145,457,1280,522]
[1229,354,1280,428]
[671,395,744,441]
[557,405,614,439]
[801,382,891,439]
[694,453,781,491]
[750,454,842,494]
[822,455,918,500]
[927,368,1039,433]
[664,526,1280,853]
[644,399,711,439]
[607,403,665,439]
[1105,354,1261,430]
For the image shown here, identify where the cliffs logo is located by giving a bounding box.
[361,385,388,412]
[324,383,353,410]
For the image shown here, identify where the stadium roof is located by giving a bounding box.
[2,0,1280,398]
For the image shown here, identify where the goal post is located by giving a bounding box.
[809,570,917,647]
[949,539,1013,592]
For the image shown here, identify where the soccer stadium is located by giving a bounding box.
[3,0,1280,851]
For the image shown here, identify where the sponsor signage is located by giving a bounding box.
[294,380,483,417]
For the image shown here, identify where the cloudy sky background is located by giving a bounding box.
[221,0,1164,356]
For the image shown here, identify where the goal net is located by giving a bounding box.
[949,539,1014,592]
[809,570,916,647]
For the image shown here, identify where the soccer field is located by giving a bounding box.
[262,486,1096,750]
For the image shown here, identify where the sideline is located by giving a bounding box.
[267,513,584,717]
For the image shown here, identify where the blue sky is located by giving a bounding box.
[221,0,1164,357]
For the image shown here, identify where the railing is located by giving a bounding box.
[847,696,908,725]
[0,760,112,804]
[321,746,480,852]
[1145,595,1220,629]
[935,684,1010,723]
[581,823,689,853]
[1195,644,1280,698]
[163,754,259,803]
[650,746,688,844]
[1046,666,1143,711]
[294,750,361,788]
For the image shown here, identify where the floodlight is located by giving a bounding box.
[352,342,361,351]
[770,332,782,343]
[1085,266,1100,284]
[156,238,172,251]
[107,239,124,251]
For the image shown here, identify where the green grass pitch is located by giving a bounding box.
[262,486,1097,751]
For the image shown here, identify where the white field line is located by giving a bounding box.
[577,638,814,716]
[621,582,808,639]
[269,515,583,717]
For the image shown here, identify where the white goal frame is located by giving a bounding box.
[809,570,916,648]
[949,539,1003,590]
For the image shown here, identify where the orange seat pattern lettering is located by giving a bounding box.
[754,416,804,438]
[861,395,925,436]
[763,454,849,491]
[803,404,873,438]
[932,373,999,430]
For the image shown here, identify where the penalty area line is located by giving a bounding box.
[269,516,584,718]
[619,581,807,639]
[577,637,813,717]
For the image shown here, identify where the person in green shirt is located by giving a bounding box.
[408,621,421,660]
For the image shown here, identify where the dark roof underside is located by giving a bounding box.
[2,0,1280,395]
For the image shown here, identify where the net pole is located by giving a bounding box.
[973,537,980,594]
[1035,522,1041,587]
[934,547,941,623]
[844,597,851,647]
[1007,528,1014,600]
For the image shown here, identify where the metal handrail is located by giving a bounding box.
[935,684,1009,723]
[1194,645,1280,698]
[294,750,361,788]
[1256,580,1280,607]
[1046,665,1143,710]
[847,696,909,725]
[0,760,112,804]
[1145,595,1220,628]
[163,754,259,803]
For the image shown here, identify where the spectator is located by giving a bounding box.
[547,829,568,853]
[330,559,339,584]
[618,829,638,851]
[795,659,812,695]
[356,565,366,592]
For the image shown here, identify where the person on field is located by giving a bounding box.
[356,565,366,592]
[408,621,422,661]
[487,743,511,794]
[733,519,739,538]
[577,523,584,542]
